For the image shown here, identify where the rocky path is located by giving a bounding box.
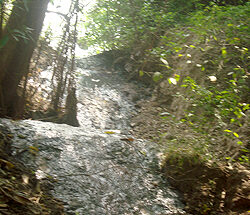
[1,56,186,215]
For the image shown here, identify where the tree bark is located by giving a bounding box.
[0,0,50,117]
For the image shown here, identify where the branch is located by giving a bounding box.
[46,10,68,20]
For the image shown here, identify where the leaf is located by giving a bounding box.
[105,131,115,134]
[241,148,249,153]
[139,70,144,77]
[237,141,243,145]
[139,150,147,156]
[18,134,26,139]
[208,76,217,82]
[243,104,249,111]
[160,112,171,116]
[120,138,134,142]
[153,72,163,82]
[174,74,180,82]
[221,47,227,58]
[160,58,169,66]
[168,78,177,85]
[230,118,235,123]
[224,129,232,133]
[29,146,39,152]
[0,36,9,49]
[233,132,239,138]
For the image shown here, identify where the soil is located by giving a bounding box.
[0,125,64,215]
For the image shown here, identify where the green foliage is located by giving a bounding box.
[156,3,249,164]
[181,76,249,127]
[83,0,249,51]
[83,0,249,164]
[153,72,163,82]
[188,2,250,44]
[83,0,178,50]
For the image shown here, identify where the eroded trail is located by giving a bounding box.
[1,56,185,215]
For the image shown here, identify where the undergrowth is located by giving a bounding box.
[150,3,250,166]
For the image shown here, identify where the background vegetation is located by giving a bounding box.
[83,0,249,164]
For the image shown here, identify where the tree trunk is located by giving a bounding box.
[0,0,49,117]
[63,87,79,127]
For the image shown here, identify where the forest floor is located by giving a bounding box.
[0,125,64,215]
[131,96,250,215]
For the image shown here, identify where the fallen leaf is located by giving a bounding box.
[120,138,134,142]
[105,131,116,134]
[29,146,39,152]
[17,134,26,139]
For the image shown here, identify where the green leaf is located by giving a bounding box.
[175,74,180,82]
[233,132,239,138]
[243,104,249,111]
[237,141,243,145]
[224,129,232,133]
[29,146,39,152]
[241,148,249,153]
[160,58,169,67]
[168,78,177,85]
[153,72,163,82]
[139,70,144,77]
[230,118,235,123]
[0,36,9,49]
[221,47,227,58]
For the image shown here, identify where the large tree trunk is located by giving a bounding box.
[0,0,49,117]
